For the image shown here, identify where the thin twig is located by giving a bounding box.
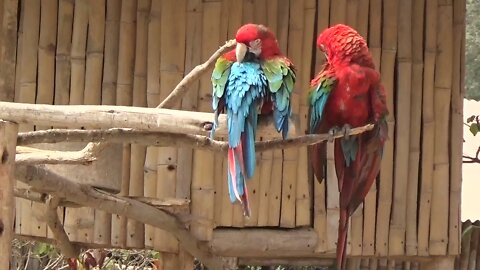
[157,39,236,109]
[463,146,480,163]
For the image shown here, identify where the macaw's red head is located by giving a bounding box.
[316,24,373,68]
[234,23,281,62]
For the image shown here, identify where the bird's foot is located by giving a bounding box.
[327,127,340,142]
[341,124,352,140]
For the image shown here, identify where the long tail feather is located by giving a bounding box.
[227,148,242,202]
[336,208,349,270]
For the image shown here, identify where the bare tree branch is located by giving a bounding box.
[463,146,480,163]
[15,164,225,270]
[158,39,236,109]
[16,142,108,165]
[44,195,79,259]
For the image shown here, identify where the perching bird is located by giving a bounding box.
[308,24,388,270]
[210,24,295,217]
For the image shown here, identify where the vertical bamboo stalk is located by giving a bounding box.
[93,0,120,246]
[18,0,39,132]
[143,0,161,248]
[346,0,358,28]
[190,0,220,240]
[13,0,24,104]
[111,0,137,248]
[102,0,121,105]
[326,142,340,253]
[329,0,346,25]
[69,0,88,106]
[257,148,272,226]
[406,0,425,256]
[448,0,465,256]
[54,0,73,106]
[295,0,315,228]
[18,0,44,238]
[0,121,18,270]
[313,0,329,253]
[176,0,202,220]
[280,0,303,229]
[126,0,150,249]
[429,0,453,256]
[253,0,267,25]
[154,0,186,252]
[37,0,59,238]
[356,0,369,39]
[375,0,397,257]
[242,0,254,23]
[84,0,105,105]
[37,0,58,109]
[389,0,412,256]
[418,0,437,257]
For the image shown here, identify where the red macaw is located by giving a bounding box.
[210,24,296,216]
[308,24,388,269]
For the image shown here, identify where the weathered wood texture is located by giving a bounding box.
[0,0,464,261]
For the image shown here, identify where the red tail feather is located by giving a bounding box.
[336,208,349,270]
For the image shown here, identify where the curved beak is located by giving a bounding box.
[235,43,248,63]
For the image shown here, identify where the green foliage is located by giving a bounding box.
[466,0,480,100]
[466,115,480,136]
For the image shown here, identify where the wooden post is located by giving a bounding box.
[0,120,18,270]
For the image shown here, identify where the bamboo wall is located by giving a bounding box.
[0,0,465,262]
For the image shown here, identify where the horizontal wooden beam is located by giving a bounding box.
[0,101,294,138]
[210,229,435,262]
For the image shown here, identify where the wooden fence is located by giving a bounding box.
[0,0,465,266]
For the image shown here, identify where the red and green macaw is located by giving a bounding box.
[308,24,388,270]
[210,24,295,217]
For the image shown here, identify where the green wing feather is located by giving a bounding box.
[261,57,296,138]
[308,72,336,133]
[211,55,233,138]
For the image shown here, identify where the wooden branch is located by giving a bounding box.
[15,164,225,270]
[463,146,480,164]
[15,142,108,165]
[0,101,290,138]
[44,195,79,259]
[16,124,374,153]
[14,188,47,203]
[158,39,236,109]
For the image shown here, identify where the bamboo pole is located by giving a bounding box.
[111,0,137,248]
[326,142,340,252]
[356,0,369,39]
[190,0,221,240]
[389,0,412,256]
[329,0,346,25]
[126,0,150,249]
[18,0,39,132]
[376,0,397,257]
[93,0,120,247]
[154,0,186,252]
[69,0,88,106]
[144,0,161,248]
[13,0,23,104]
[54,0,73,106]
[295,0,315,227]
[313,0,329,254]
[346,0,358,29]
[176,0,202,225]
[418,0,437,257]
[280,0,303,228]
[0,121,17,270]
[406,0,425,257]
[448,0,465,256]
[36,0,58,114]
[429,0,453,256]
[102,0,121,105]
[84,0,105,105]
[18,0,43,238]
